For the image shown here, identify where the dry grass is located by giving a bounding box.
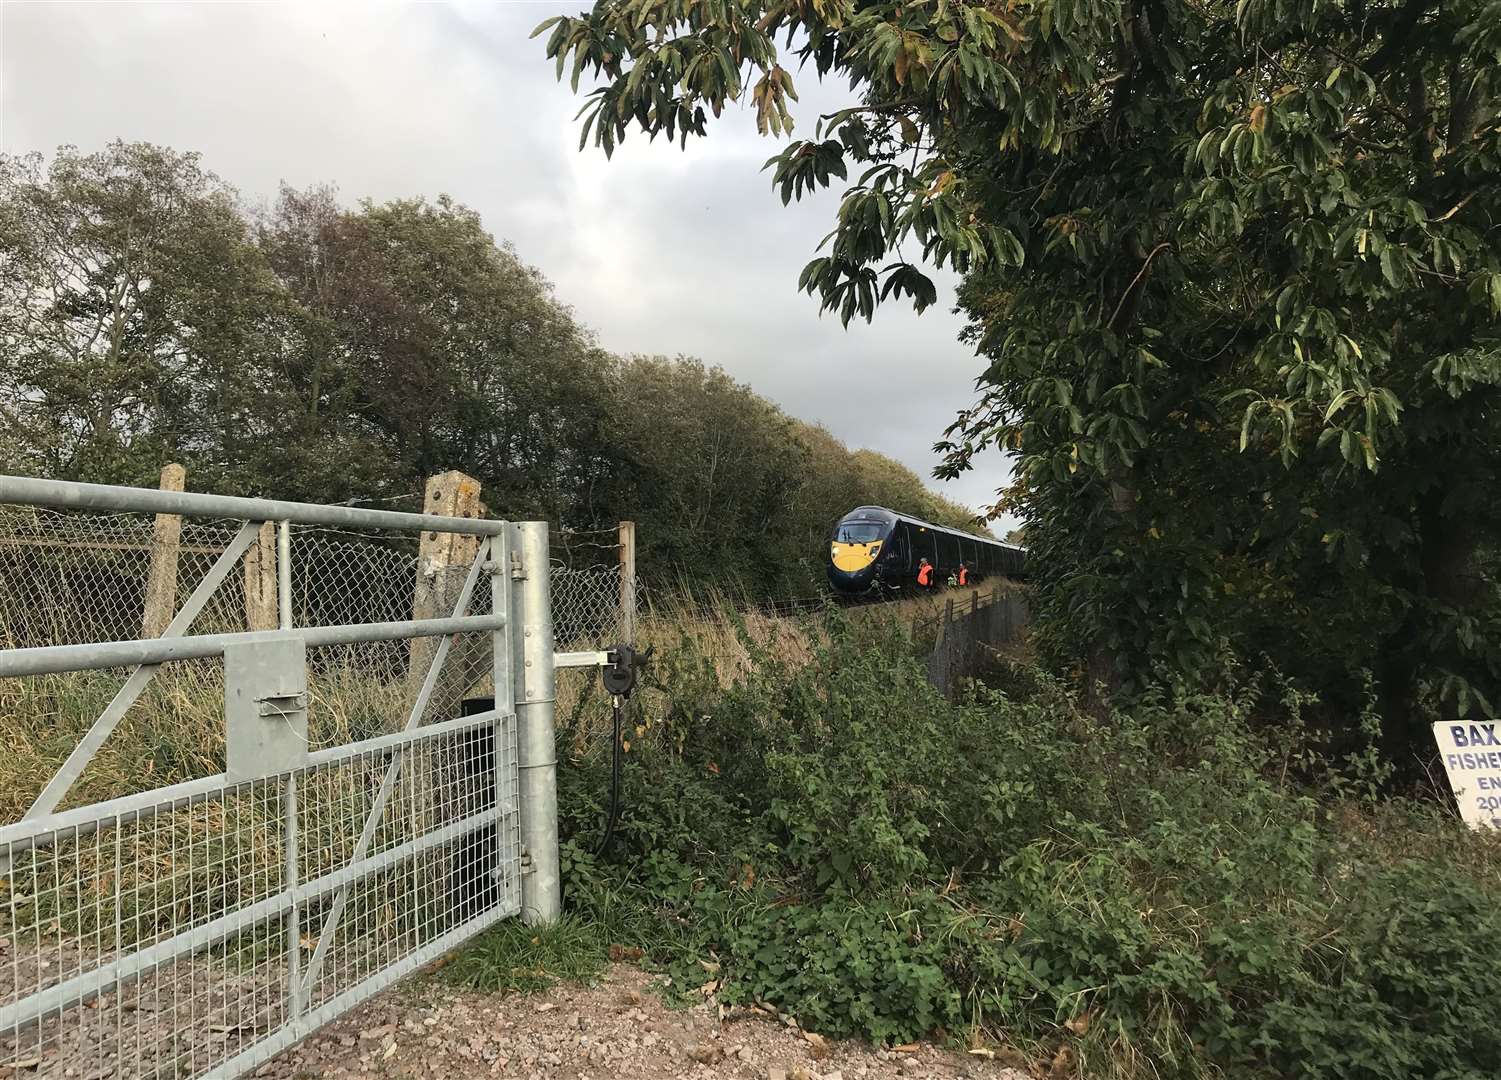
[552,585,1014,750]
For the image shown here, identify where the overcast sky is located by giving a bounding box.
[1,0,1014,525]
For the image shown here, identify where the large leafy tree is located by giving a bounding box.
[0,143,281,484]
[537,0,1501,760]
[256,188,617,511]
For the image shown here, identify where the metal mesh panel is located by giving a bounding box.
[550,563,632,647]
[0,508,246,647]
[0,508,629,650]
[291,528,420,629]
[0,712,519,1079]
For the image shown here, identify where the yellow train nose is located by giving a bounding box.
[830,541,880,573]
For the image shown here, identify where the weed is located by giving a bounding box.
[444,917,612,994]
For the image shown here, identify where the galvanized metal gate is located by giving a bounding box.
[0,477,561,1079]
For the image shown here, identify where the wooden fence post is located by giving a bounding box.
[409,471,484,703]
[141,463,186,638]
[243,522,279,631]
[618,520,636,644]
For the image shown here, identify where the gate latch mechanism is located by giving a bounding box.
[225,631,309,782]
[601,643,650,700]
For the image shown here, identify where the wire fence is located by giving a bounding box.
[0,506,634,655]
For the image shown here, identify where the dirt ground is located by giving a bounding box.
[253,964,1033,1080]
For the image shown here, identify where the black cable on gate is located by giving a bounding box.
[597,692,624,857]
[596,644,650,858]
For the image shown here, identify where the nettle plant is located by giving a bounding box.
[536,0,1501,758]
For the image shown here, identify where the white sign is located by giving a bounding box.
[1433,721,1501,830]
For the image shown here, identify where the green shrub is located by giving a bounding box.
[541,615,1501,1078]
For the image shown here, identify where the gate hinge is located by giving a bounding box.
[520,846,536,874]
[510,551,526,581]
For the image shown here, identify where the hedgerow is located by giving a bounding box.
[504,616,1501,1078]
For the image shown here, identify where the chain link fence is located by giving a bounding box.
[0,507,633,652]
[0,505,629,830]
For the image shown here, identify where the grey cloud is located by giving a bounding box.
[1,0,1015,526]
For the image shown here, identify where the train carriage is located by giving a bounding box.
[826,505,1025,594]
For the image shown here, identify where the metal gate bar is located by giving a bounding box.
[0,613,506,678]
[0,476,509,536]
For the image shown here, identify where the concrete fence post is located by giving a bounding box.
[141,463,186,638]
[243,522,279,631]
[410,471,483,698]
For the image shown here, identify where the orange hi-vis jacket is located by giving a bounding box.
[958,567,969,586]
[917,563,933,586]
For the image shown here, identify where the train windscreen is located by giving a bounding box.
[836,523,883,542]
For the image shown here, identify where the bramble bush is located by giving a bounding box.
[503,615,1501,1078]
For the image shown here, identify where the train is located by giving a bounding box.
[826,505,1025,594]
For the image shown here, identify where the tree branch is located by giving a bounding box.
[1108,243,1171,333]
[1447,58,1484,150]
[1365,0,1437,73]
[1431,192,1475,223]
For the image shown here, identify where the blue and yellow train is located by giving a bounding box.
[827,505,1025,594]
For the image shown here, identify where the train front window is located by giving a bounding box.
[836,523,883,543]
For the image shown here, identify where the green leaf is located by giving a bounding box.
[1380,247,1400,288]
[1323,389,1356,423]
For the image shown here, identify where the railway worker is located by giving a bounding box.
[916,557,934,590]
[958,563,970,587]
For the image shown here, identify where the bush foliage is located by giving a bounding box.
[540,619,1501,1078]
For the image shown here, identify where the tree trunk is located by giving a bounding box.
[1379,482,1483,775]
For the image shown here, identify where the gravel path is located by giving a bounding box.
[254,964,1034,1080]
